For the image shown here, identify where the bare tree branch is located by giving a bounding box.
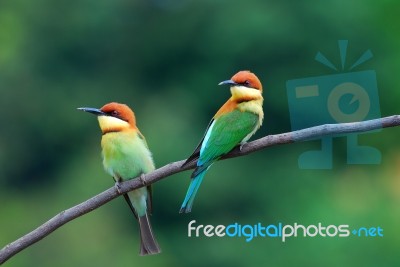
[1,115,400,264]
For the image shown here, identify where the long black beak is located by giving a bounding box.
[77,107,106,116]
[218,79,237,86]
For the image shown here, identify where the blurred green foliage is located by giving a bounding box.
[1,0,400,266]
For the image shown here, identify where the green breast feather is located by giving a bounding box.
[101,132,155,180]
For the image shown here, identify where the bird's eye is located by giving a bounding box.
[111,110,119,116]
[244,80,250,86]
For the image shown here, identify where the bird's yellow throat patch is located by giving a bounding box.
[97,115,130,134]
[230,85,262,101]
[231,85,264,126]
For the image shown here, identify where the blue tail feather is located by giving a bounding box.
[180,171,207,213]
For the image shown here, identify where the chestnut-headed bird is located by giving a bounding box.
[78,102,161,255]
[180,71,264,213]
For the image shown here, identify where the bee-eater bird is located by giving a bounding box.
[180,70,264,213]
[78,102,161,255]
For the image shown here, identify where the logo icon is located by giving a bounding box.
[286,40,381,169]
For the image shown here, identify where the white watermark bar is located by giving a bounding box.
[187,220,383,242]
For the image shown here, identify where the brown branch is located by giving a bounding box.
[1,115,400,264]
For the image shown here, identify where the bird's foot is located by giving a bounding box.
[139,173,147,186]
[114,181,122,194]
[239,143,246,151]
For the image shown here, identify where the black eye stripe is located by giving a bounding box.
[107,111,129,122]
[240,80,251,87]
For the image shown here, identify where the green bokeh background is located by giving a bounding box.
[1,0,400,266]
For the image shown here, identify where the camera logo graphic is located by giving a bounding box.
[286,40,381,169]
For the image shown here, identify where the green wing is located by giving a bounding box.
[181,119,214,168]
[198,109,259,167]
